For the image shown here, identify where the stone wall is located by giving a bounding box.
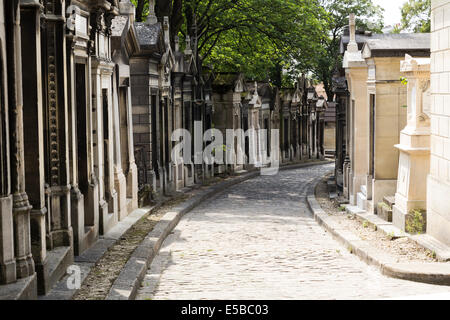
[427,0,450,245]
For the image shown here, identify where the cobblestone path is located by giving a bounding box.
[137,164,450,300]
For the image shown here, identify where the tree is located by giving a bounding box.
[399,0,431,33]
[196,0,326,86]
[130,0,326,86]
[311,0,384,101]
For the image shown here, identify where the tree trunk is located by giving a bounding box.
[272,62,283,89]
[323,78,333,102]
[184,0,194,38]
[136,0,146,22]
[156,0,172,19]
[170,0,184,45]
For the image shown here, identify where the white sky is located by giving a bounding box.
[373,0,407,26]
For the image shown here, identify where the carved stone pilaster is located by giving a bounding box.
[5,0,35,280]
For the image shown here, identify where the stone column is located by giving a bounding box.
[6,0,34,279]
[112,68,128,221]
[393,55,431,231]
[0,0,15,284]
[172,75,185,190]
[126,86,138,211]
[65,12,100,254]
[91,61,118,234]
[19,0,48,291]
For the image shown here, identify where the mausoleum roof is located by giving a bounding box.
[111,15,128,37]
[340,32,384,54]
[134,22,163,52]
[362,33,430,58]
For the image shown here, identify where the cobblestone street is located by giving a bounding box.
[137,164,450,300]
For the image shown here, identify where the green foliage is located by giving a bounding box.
[311,0,384,100]
[406,209,426,234]
[131,0,385,93]
[197,0,326,86]
[400,77,408,86]
[378,201,391,210]
[399,0,431,33]
[132,0,326,87]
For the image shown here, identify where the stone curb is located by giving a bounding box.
[106,161,330,300]
[306,177,450,287]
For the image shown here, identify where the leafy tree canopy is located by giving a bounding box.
[132,0,326,87]
[396,0,431,33]
[311,0,384,100]
[131,0,384,95]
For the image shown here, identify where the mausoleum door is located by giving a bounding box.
[102,88,111,202]
[151,94,158,179]
[369,94,375,177]
[75,63,90,220]
[119,88,129,175]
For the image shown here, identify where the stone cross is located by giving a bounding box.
[147,0,158,24]
[175,36,180,52]
[347,13,358,52]
[164,16,170,46]
[185,36,192,55]
[399,54,431,133]
[119,0,136,24]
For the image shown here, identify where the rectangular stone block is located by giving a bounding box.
[427,174,450,245]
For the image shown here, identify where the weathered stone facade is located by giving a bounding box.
[0,0,142,299]
[427,0,450,245]
[393,55,431,231]
[0,0,328,299]
[337,7,450,250]
[338,15,430,215]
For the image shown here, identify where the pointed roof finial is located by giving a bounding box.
[147,0,157,24]
[175,36,180,52]
[119,0,136,24]
[348,13,358,52]
[184,36,192,55]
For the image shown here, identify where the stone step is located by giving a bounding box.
[377,224,407,239]
[383,196,395,208]
[410,234,450,262]
[42,246,73,296]
[347,209,407,240]
[377,201,393,222]
[345,205,365,215]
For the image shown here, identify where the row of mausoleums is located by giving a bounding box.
[0,0,327,299]
[333,7,450,251]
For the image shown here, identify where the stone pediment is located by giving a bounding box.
[134,22,164,54]
[400,54,431,73]
[234,74,245,93]
[362,43,372,59]
[248,82,262,108]
[343,50,366,68]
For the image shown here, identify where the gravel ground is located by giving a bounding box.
[315,175,437,263]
